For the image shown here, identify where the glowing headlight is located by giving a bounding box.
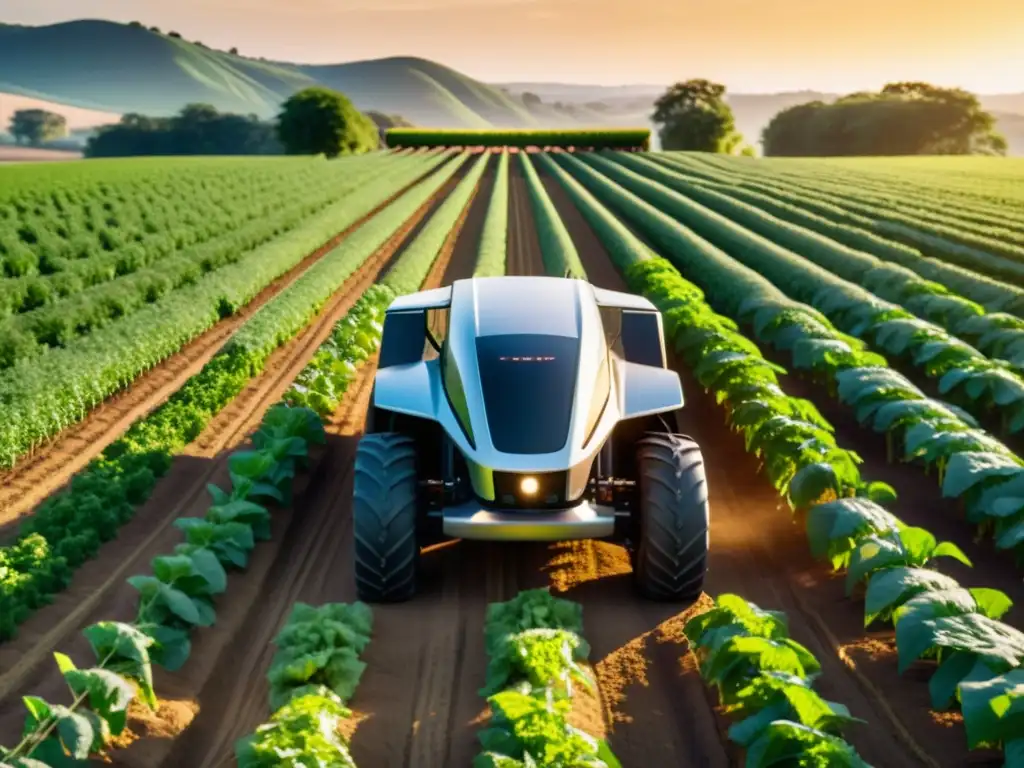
[519,476,539,495]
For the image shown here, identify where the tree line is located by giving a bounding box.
[77,88,383,158]
[651,79,1007,157]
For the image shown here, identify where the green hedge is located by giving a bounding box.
[386,128,650,150]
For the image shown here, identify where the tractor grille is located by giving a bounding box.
[491,470,570,509]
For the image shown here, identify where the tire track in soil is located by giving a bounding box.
[0,161,470,755]
[545,173,973,767]
[146,153,497,768]
[0,153,455,531]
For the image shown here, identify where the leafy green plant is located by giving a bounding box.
[235,688,357,768]
[844,527,971,594]
[475,689,621,768]
[0,621,156,765]
[235,601,374,766]
[482,628,592,698]
[267,602,374,711]
[475,589,620,768]
[684,595,869,763]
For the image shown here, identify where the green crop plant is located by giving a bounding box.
[474,151,510,277]
[518,151,586,278]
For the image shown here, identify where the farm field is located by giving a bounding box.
[1,148,1024,767]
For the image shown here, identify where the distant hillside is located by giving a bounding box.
[0,20,555,128]
[3,19,1021,152]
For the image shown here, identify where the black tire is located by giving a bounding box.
[353,432,420,602]
[632,433,709,601]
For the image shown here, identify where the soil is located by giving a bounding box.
[0,151,1005,768]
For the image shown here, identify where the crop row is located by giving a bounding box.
[539,151,1022,761]
[631,153,1024,371]
[0,157,460,640]
[700,153,1024,242]
[0,151,450,469]
[585,152,1024,438]
[519,151,586,278]
[0,157,379,289]
[685,153,1024,234]
[627,256,1023,764]
[0,154,405,368]
[651,154,1024,319]
[668,153,1024,283]
[385,128,651,149]
[687,595,872,766]
[235,601,373,767]
[475,587,621,767]
[0,399,334,764]
[473,151,510,277]
[560,153,1024,560]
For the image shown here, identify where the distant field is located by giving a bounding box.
[0,145,82,162]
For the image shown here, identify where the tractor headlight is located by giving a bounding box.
[519,476,539,495]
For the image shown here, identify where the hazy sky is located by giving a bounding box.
[5,0,1023,92]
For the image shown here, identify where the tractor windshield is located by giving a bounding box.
[475,334,580,454]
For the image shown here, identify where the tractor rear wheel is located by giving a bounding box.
[353,432,420,602]
[632,433,709,601]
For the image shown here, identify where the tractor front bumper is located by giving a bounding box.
[440,501,617,541]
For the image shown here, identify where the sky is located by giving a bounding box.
[4,0,1024,93]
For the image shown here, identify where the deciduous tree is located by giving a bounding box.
[9,109,67,146]
[651,79,743,152]
[762,82,1006,156]
[276,87,378,158]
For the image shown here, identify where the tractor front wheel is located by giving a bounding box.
[353,432,420,602]
[632,433,709,601]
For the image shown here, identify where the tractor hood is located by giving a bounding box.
[373,276,683,504]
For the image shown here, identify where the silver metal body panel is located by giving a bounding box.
[441,501,616,541]
[372,276,682,538]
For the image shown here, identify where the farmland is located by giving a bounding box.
[1,147,1023,767]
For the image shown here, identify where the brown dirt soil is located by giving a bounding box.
[0,157,451,530]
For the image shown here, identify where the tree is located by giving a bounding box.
[521,92,542,108]
[276,87,378,158]
[168,31,181,38]
[651,79,743,152]
[761,82,1006,157]
[9,109,67,146]
[85,105,280,157]
[229,47,239,55]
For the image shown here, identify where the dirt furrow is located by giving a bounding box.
[0,156,451,529]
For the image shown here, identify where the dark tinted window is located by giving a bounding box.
[476,334,580,454]
[379,310,427,368]
[621,311,665,367]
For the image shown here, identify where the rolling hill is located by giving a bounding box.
[0,20,554,128]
